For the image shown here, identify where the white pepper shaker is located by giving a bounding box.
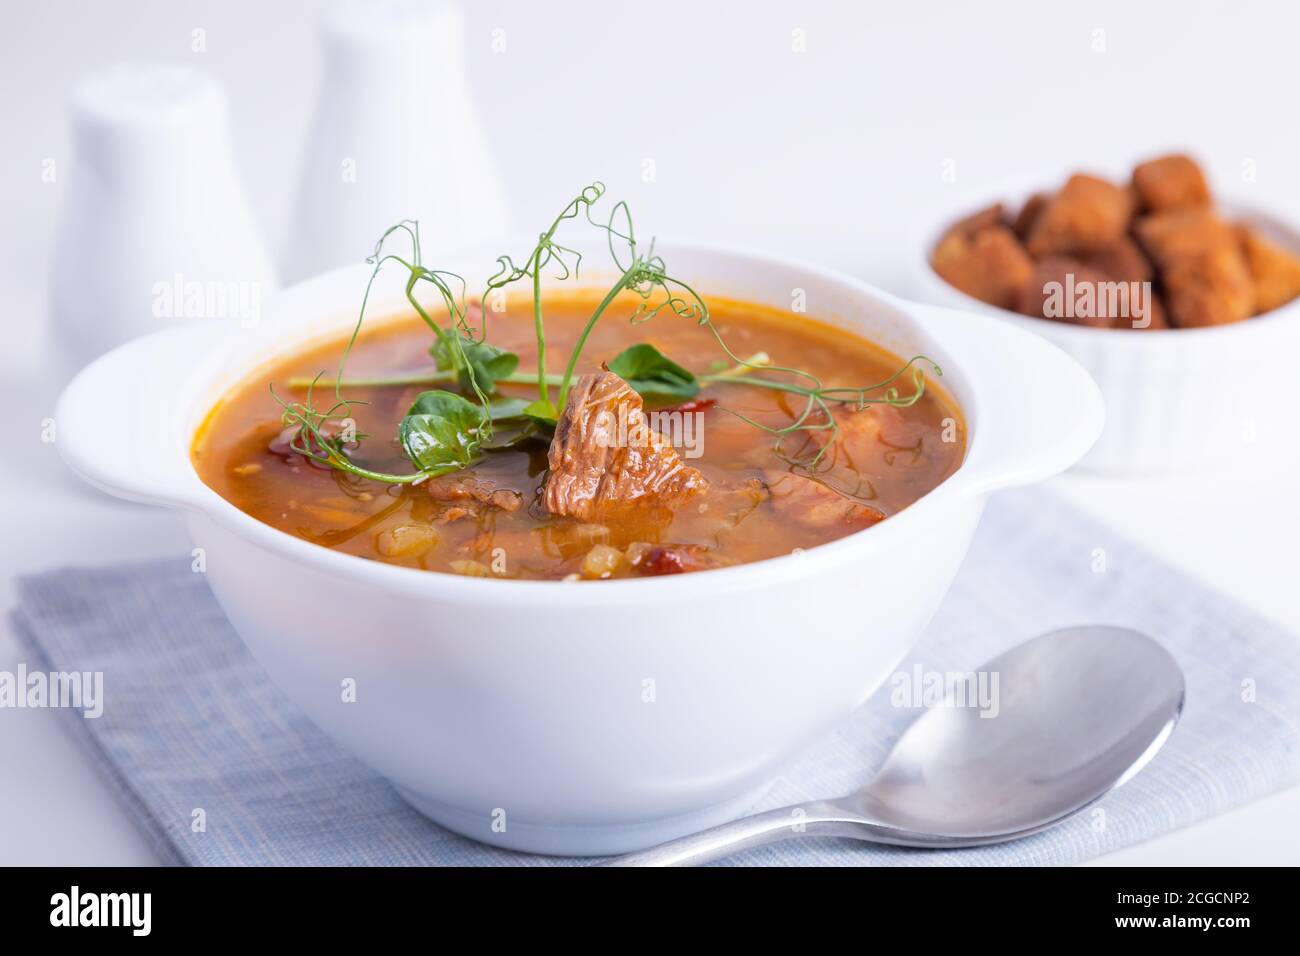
[49,63,276,378]
[283,0,509,282]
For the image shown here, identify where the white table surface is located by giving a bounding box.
[3,0,1298,865]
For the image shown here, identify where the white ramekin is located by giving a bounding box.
[56,239,1102,855]
[910,182,1300,474]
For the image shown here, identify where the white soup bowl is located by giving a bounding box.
[57,241,1103,855]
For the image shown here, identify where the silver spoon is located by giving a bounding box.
[607,625,1184,866]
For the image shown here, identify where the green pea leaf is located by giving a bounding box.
[483,396,532,421]
[606,343,699,400]
[481,418,540,450]
[431,336,520,393]
[522,397,558,426]
[398,390,487,472]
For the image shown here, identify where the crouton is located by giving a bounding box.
[1161,246,1256,327]
[1080,236,1154,285]
[1027,174,1133,256]
[1134,293,1171,330]
[1132,154,1211,212]
[1237,226,1300,314]
[933,153,1281,330]
[1133,208,1255,325]
[1016,254,1161,329]
[1017,256,1124,328]
[1012,193,1049,240]
[947,203,1006,237]
[1134,208,1238,267]
[931,225,1035,310]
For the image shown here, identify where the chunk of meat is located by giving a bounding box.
[931,225,1035,310]
[543,371,707,521]
[1027,174,1133,256]
[763,470,885,530]
[818,404,928,468]
[625,542,728,576]
[783,404,928,470]
[836,404,926,450]
[1237,225,1300,314]
[1132,154,1211,212]
[425,473,522,512]
[268,419,358,470]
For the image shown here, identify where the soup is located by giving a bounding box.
[192,291,965,580]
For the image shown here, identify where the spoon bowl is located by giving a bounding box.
[609,626,1184,865]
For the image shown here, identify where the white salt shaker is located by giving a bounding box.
[283,0,509,281]
[49,64,276,377]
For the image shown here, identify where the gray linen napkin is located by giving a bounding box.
[10,487,1300,865]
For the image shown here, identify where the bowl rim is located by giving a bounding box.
[910,172,1300,345]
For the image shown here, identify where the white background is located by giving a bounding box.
[1,0,1297,864]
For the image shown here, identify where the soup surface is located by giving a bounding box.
[193,292,965,579]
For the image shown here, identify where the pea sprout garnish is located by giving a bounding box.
[280,182,939,482]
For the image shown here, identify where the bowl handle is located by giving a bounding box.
[55,324,229,510]
[912,303,1105,496]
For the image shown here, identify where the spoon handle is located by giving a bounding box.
[603,799,861,867]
